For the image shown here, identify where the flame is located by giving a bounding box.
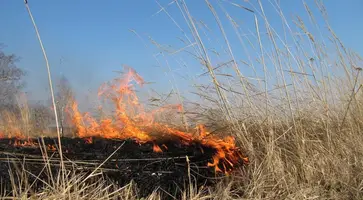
[13,138,37,147]
[10,138,58,152]
[68,66,247,174]
[153,143,163,153]
[152,144,168,153]
[47,144,57,151]
[0,111,24,139]
[85,137,93,144]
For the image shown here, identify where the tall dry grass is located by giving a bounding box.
[1,0,363,199]
[176,0,363,199]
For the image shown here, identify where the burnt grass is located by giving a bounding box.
[0,137,241,198]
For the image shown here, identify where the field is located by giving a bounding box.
[0,1,363,199]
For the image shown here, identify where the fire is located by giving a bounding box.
[0,111,24,139]
[153,143,163,153]
[47,144,57,151]
[85,137,93,144]
[9,138,57,152]
[68,66,248,174]
[13,138,38,147]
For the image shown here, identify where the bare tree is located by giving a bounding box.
[30,102,54,134]
[55,75,75,137]
[0,45,25,110]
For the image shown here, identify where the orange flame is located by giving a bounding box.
[13,138,38,148]
[11,138,58,152]
[153,143,163,153]
[68,66,248,174]
[0,111,24,139]
[85,137,93,144]
[47,144,57,151]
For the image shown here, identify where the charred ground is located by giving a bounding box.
[0,137,246,198]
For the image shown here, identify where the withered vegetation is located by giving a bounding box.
[1,0,363,199]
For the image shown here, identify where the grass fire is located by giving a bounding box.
[69,66,248,174]
[1,0,363,199]
[0,67,248,198]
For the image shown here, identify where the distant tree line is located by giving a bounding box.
[0,44,75,136]
[0,44,25,111]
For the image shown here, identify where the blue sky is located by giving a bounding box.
[1,0,362,108]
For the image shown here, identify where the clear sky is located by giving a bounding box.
[1,0,362,108]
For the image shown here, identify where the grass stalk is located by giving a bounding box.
[23,0,65,189]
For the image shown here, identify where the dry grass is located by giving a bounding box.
[1,0,363,199]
